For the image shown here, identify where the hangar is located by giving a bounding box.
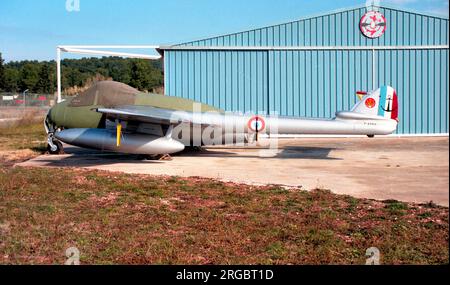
[159,4,449,135]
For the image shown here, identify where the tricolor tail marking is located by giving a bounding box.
[350,86,398,122]
[378,86,387,117]
[377,86,399,121]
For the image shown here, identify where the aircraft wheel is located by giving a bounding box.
[367,135,375,138]
[144,154,172,161]
[47,139,64,155]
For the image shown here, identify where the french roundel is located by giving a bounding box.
[365,97,376,108]
[360,11,387,39]
[248,116,266,132]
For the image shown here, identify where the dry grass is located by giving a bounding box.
[0,111,47,166]
[0,107,46,121]
[0,167,448,265]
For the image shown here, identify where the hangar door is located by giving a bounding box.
[375,49,448,134]
[267,47,448,135]
[267,50,374,118]
[165,49,373,117]
[164,50,269,114]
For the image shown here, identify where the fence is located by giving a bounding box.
[0,93,61,107]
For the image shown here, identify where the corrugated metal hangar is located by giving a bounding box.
[159,4,449,135]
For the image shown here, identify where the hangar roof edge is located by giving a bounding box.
[162,3,448,49]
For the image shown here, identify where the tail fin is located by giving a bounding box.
[351,86,399,121]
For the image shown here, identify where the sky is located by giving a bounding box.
[0,0,448,62]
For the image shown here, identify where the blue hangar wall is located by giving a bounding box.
[161,5,449,135]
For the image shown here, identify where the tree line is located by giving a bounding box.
[0,52,164,94]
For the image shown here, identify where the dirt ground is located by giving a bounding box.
[17,136,449,206]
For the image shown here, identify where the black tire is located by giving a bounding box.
[367,134,375,138]
[47,140,64,155]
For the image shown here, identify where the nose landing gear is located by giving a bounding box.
[45,115,64,155]
[47,133,64,155]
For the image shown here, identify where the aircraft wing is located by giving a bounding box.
[95,105,223,126]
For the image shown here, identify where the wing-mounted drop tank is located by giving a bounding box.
[55,128,185,155]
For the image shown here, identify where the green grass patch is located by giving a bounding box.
[384,200,409,216]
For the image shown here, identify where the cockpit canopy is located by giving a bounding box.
[68,81,139,107]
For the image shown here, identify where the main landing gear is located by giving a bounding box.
[143,154,173,161]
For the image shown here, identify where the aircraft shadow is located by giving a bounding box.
[37,146,164,167]
[176,146,341,160]
[36,145,340,168]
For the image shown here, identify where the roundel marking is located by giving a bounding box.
[360,11,387,39]
[248,116,266,132]
[365,97,376,109]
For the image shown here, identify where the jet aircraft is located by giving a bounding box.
[44,81,399,156]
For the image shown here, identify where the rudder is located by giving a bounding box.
[351,86,399,122]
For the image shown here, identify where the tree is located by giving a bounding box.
[65,67,84,88]
[0,53,5,91]
[129,59,164,92]
[19,63,40,92]
[2,56,164,94]
[107,58,131,84]
[35,64,53,94]
[130,59,151,91]
[3,68,20,92]
[147,67,163,90]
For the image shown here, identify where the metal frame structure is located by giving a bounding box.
[56,45,161,103]
[158,45,449,51]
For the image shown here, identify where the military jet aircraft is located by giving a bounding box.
[44,81,399,156]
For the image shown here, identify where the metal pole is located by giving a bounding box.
[372,48,376,90]
[56,47,62,103]
[23,89,28,107]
